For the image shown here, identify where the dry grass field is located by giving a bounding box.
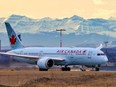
[0,69,116,87]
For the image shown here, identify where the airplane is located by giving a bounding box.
[0,22,108,71]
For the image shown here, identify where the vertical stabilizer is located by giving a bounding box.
[5,22,24,49]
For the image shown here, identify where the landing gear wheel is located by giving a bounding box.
[39,68,48,71]
[61,67,71,71]
[95,67,99,71]
[67,67,71,71]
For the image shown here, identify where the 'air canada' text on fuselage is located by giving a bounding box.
[57,50,87,55]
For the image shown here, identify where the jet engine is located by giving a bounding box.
[37,57,54,71]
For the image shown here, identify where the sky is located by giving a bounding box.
[0,0,116,19]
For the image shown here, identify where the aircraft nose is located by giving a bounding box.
[104,56,108,63]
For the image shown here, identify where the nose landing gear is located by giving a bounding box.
[91,65,100,71]
[95,67,100,71]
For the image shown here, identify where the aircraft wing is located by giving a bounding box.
[0,52,64,61]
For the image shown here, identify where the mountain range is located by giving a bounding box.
[0,14,116,48]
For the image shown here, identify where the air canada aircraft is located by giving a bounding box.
[0,22,108,71]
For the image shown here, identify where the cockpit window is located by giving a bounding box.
[97,53,105,56]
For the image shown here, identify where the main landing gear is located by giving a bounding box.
[61,66,71,71]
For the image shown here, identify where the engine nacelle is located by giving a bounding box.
[37,57,54,70]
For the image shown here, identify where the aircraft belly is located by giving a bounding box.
[54,56,91,65]
[55,61,67,65]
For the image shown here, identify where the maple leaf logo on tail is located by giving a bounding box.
[10,35,16,45]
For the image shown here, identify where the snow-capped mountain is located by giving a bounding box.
[0,14,116,47]
[3,14,85,34]
[1,14,116,37]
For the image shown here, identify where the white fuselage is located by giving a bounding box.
[8,47,108,66]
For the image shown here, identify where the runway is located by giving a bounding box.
[70,65,116,72]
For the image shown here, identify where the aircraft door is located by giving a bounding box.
[20,50,23,55]
[69,56,76,64]
[88,51,92,59]
[39,51,43,56]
